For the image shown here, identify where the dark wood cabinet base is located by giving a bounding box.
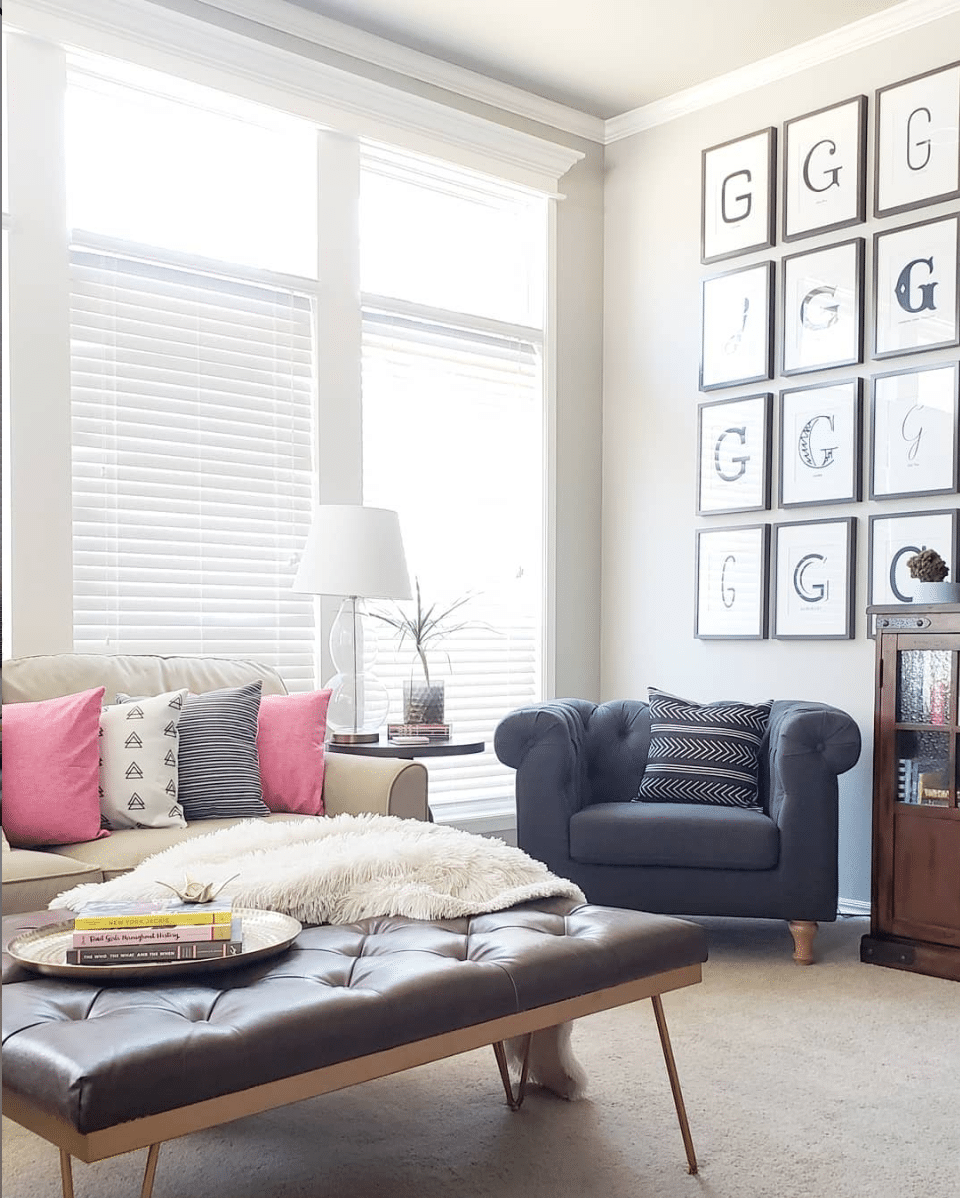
[860,934,960,983]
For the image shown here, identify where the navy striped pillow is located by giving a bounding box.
[118,682,268,821]
[635,689,772,810]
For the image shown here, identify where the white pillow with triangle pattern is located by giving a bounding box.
[99,689,189,830]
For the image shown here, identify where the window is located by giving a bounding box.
[360,147,547,815]
[65,66,320,690]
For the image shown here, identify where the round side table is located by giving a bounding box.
[326,736,485,760]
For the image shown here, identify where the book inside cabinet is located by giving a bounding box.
[861,605,960,982]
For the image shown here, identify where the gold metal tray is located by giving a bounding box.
[7,908,302,981]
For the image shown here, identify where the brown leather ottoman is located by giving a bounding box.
[2,901,708,1196]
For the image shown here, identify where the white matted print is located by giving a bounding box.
[874,214,960,359]
[697,393,771,515]
[773,518,856,640]
[875,61,960,218]
[695,524,769,639]
[779,380,862,508]
[701,127,776,264]
[870,363,959,500]
[782,238,863,375]
[869,509,958,609]
[700,261,773,391]
[783,95,866,241]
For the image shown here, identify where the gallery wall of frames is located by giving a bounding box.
[695,60,960,642]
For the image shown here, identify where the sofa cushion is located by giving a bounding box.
[99,690,188,830]
[257,689,332,815]
[118,682,269,821]
[636,688,772,809]
[1,688,111,848]
[48,813,313,879]
[570,802,779,869]
[1,849,104,915]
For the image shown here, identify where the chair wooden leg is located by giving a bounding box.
[650,995,698,1175]
[788,920,817,965]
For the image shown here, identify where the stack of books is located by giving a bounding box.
[66,899,242,965]
[387,722,451,742]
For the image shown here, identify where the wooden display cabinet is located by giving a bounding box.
[861,605,960,982]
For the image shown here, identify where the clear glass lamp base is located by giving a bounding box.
[326,597,389,741]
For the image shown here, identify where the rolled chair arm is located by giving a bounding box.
[323,753,429,821]
[495,699,598,867]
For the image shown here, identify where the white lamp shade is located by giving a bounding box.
[292,505,412,600]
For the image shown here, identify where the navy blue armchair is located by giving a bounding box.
[495,698,861,964]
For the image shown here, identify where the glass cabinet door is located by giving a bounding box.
[894,647,957,809]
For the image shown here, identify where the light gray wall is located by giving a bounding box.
[602,17,960,906]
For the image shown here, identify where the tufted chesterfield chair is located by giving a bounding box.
[495,698,861,964]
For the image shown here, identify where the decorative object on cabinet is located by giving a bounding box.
[861,603,960,982]
[873,213,959,360]
[783,95,867,241]
[868,509,959,635]
[696,392,772,515]
[771,517,856,640]
[699,261,774,391]
[906,548,960,605]
[874,61,960,218]
[781,237,864,375]
[695,523,769,640]
[779,379,862,508]
[869,362,959,500]
[700,126,776,265]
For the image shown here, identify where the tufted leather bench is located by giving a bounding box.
[2,901,708,1196]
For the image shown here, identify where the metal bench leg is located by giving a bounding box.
[141,1143,162,1198]
[59,1150,75,1198]
[491,1033,532,1110]
[651,994,698,1175]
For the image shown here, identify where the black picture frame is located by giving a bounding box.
[695,523,770,640]
[772,517,857,640]
[873,213,960,360]
[779,379,862,509]
[697,392,772,516]
[701,126,777,265]
[783,95,867,242]
[699,261,775,392]
[869,362,960,501]
[781,237,864,376]
[875,61,960,219]
[867,508,960,636]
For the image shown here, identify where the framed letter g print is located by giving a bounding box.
[696,524,770,640]
[701,127,776,265]
[700,261,774,391]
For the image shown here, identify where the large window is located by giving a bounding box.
[65,65,320,691]
[360,147,547,813]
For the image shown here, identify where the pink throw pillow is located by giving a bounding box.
[256,689,332,815]
[2,687,110,847]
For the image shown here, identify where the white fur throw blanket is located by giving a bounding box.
[52,815,589,1099]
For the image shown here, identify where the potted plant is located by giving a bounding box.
[906,549,960,604]
[371,579,475,726]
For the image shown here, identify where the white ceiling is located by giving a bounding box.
[292,0,906,119]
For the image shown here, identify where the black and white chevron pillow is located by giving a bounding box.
[635,689,772,810]
[117,682,268,821]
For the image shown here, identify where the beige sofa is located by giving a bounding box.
[1,653,428,916]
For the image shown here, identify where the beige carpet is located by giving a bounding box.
[3,916,957,1198]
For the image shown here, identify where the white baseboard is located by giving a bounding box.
[838,897,871,916]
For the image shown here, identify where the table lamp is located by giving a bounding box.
[293,505,411,743]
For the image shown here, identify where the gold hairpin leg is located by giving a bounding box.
[492,1034,532,1110]
[651,995,698,1174]
[59,1150,75,1198]
[140,1143,162,1198]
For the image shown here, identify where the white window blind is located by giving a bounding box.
[70,248,318,690]
[362,308,544,810]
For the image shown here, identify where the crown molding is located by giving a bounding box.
[5,0,585,193]
[605,0,960,143]
[192,0,606,144]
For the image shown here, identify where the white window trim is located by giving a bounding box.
[6,0,584,195]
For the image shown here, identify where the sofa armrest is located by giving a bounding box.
[766,700,861,896]
[495,699,598,868]
[322,753,428,821]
